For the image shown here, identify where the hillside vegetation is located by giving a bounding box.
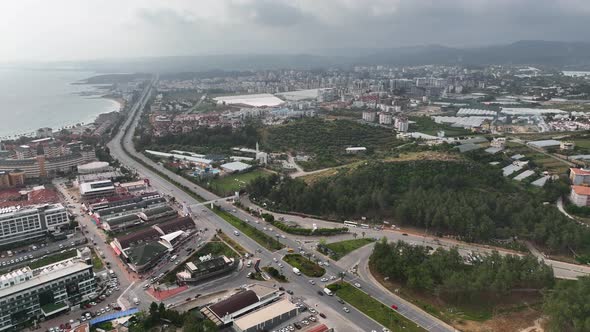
[262,118,401,170]
[248,160,590,257]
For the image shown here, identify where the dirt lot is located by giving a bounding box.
[457,308,544,332]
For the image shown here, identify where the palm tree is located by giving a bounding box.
[361,231,366,238]
[352,233,358,239]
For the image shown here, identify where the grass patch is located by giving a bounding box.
[30,250,77,269]
[573,138,590,150]
[216,232,249,256]
[328,282,425,332]
[91,249,104,270]
[161,239,239,283]
[409,116,471,137]
[213,206,284,251]
[263,266,288,282]
[209,169,272,196]
[324,238,375,260]
[282,254,325,277]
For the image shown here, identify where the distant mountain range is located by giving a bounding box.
[357,41,590,67]
[77,40,590,73]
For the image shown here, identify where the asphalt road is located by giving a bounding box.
[243,198,590,280]
[106,78,391,332]
[106,75,590,331]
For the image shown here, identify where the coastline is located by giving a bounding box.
[0,69,128,140]
[100,94,126,111]
[0,94,124,141]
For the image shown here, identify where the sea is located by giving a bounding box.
[0,67,121,139]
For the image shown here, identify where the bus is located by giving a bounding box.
[343,221,358,228]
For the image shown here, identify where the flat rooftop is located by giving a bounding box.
[0,258,90,298]
[214,94,284,107]
[233,299,297,331]
[80,180,115,194]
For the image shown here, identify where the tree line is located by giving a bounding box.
[248,160,590,257]
[129,302,218,332]
[544,277,590,332]
[370,239,554,304]
[136,122,261,154]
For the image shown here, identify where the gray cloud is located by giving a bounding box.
[2,0,590,62]
[227,0,313,27]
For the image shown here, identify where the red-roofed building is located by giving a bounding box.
[570,185,590,206]
[0,187,59,208]
[27,188,60,205]
[570,168,590,185]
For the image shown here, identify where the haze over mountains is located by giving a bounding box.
[75,40,590,73]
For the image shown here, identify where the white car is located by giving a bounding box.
[343,307,350,313]
[320,278,328,282]
[354,283,362,288]
[309,280,315,285]
[281,235,286,239]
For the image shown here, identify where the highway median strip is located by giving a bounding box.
[282,254,325,277]
[327,282,425,332]
[212,206,284,251]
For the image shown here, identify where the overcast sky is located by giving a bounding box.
[2,0,590,62]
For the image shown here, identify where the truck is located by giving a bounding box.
[293,267,301,276]
[323,288,333,296]
[170,255,178,262]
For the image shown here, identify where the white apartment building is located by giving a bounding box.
[379,112,393,125]
[79,180,116,201]
[0,255,95,331]
[394,117,409,132]
[362,111,376,122]
[570,185,590,207]
[0,204,68,247]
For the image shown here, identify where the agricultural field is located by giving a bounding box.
[209,169,273,195]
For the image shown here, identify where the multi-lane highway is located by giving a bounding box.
[106,75,590,331]
[242,199,590,280]
[107,77,429,331]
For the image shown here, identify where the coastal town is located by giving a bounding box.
[4,1,590,331]
[0,62,587,332]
